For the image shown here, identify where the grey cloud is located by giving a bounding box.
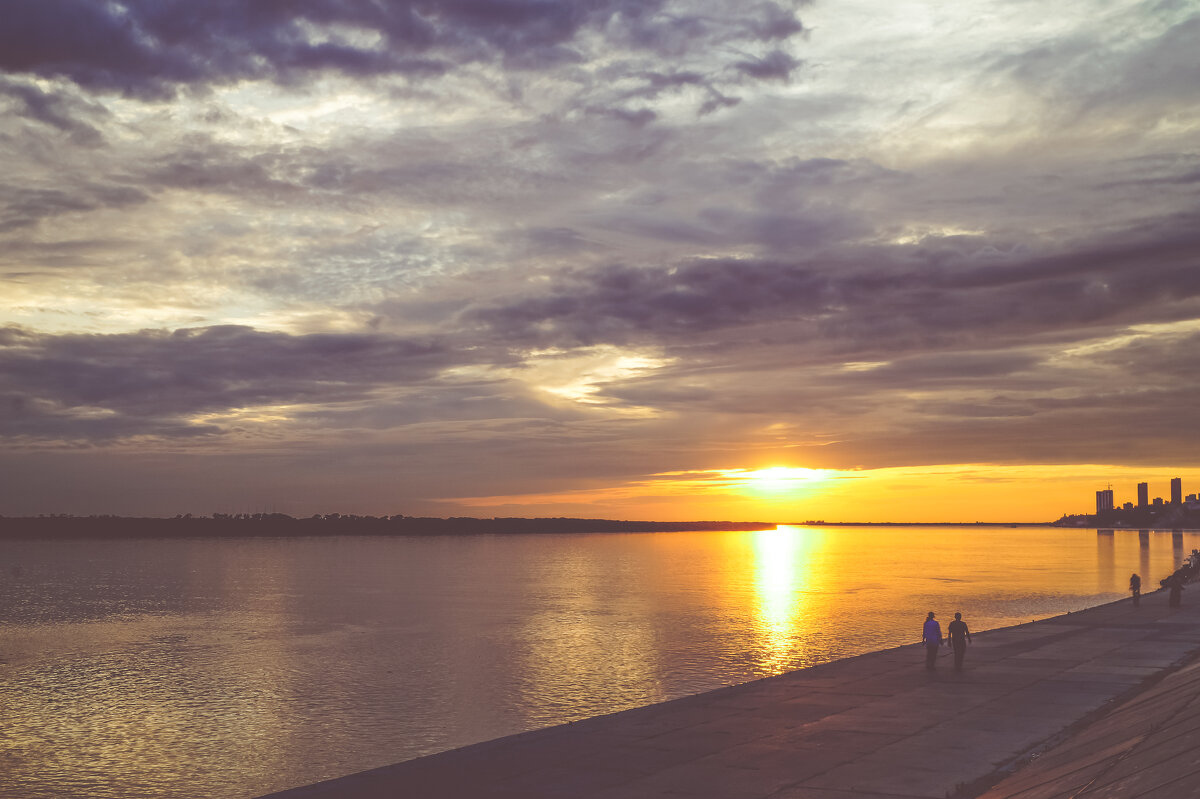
[586,106,658,127]
[621,70,708,100]
[1,1,438,99]
[698,94,742,116]
[734,50,801,81]
[1095,153,1200,190]
[468,219,1200,356]
[934,227,1200,303]
[0,78,107,146]
[601,327,1200,471]
[1077,14,1200,118]
[754,158,908,196]
[0,184,150,233]
[805,395,1200,471]
[608,70,740,117]
[469,258,828,347]
[508,226,604,255]
[991,9,1200,131]
[140,141,312,202]
[0,325,480,441]
[1,0,808,100]
[855,351,1042,383]
[696,205,867,250]
[0,237,135,272]
[744,1,806,41]
[1092,328,1200,376]
[897,385,1200,469]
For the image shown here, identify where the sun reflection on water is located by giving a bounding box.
[750,525,825,675]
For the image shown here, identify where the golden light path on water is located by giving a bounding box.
[751,526,823,674]
[1,525,1197,799]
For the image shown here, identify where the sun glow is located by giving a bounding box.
[449,463,1200,524]
[721,467,834,494]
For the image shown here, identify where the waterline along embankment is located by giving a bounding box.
[256,585,1200,799]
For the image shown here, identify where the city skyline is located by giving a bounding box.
[2,1,1199,522]
[1097,476,1197,516]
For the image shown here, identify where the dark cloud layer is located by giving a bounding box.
[1,0,805,98]
[0,325,471,440]
[468,221,1200,351]
[6,209,1198,456]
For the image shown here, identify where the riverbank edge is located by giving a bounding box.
[950,591,1200,797]
[257,588,1199,799]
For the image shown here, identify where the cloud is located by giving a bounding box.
[734,50,801,81]
[0,0,808,100]
[466,217,1200,354]
[0,325,480,441]
[997,12,1200,120]
[0,183,150,233]
[0,78,107,145]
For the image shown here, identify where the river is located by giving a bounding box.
[0,525,1192,798]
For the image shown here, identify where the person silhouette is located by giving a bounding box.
[947,612,972,671]
[1168,574,1184,608]
[922,611,942,671]
[1129,573,1141,607]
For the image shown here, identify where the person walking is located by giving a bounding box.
[947,612,972,671]
[922,611,942,671]
[1168,574,1184,608]
[1129,573,1141,607]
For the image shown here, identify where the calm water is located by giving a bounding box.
[0,525,1193,798]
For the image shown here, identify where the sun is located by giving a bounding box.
[726,467,833,494]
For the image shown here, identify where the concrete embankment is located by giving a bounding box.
[977,636,1200,797]
[257,592,1200,799]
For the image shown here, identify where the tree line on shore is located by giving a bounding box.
[0,513,776,539]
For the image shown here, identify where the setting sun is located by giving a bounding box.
[721,467,834,494]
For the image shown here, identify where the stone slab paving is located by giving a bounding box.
[977,635,1200,798]
[257,589,1200,799]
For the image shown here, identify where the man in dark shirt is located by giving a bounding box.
[922,611,942,671]
[947,612,972,671]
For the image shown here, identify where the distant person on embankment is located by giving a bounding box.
[922,611,942,671]
[1130,573,1141,607]
[947,612,972,671]
[1168,574,1184,608]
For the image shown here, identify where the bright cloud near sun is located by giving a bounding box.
[526,347,677,415]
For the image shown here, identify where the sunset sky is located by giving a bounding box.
[2,0,1198,521]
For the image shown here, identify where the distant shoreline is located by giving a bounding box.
[0,515,1089,540]
[9,516,1197,541]
[0,514,778,540]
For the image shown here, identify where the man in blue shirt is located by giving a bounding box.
[922,611,942,671]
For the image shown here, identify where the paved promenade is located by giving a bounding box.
[978,630,1200,797]
[259,590,1200,799]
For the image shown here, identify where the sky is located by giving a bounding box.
[2,0,1199,522]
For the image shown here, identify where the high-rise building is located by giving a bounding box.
[1096,489,1114,514]
[1138,482,1149,507]
[1171,477,1182,504]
